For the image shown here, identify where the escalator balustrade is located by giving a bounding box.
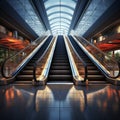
[15,36,53,84]
[68,36,106,82]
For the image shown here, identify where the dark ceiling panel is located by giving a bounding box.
[31,0,50,30]
[83,0,120,39]
[69,0,90,32]
[0,0,38,40]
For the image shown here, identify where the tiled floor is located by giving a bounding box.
[0,83,120,120]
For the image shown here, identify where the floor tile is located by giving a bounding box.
[0,84,120,120]
[60,108,85,120]
[30,108,59,120]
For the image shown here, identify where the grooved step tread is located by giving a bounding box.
[51,66,70,70]
[50,70,71,74]
[87,70,100,74]
[31,58,38,60]
[24,66,34,70]
[87,66,97,70]
[54,55,67,57]
[88,81,107,84]
[27,62,35,65]
[52,60,68,62]
[86,63,95,65]
[53,56,67,58]
[16,75,33,80]
[30,60,37,62]
[21,70,33,74]
[52,63,69,66]
[20,70,42,75]
[79,70,100,75]
[13,81,32,85]
[87,75,105,80]
[77,63,94,66]
[49,75,72,80]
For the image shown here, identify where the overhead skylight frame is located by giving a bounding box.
[43,0,77,35]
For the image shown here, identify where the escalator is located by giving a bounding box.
[14,36,53,84]
[48,36,72,83]
[68,36,106,83]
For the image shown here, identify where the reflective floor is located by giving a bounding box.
[0,84,120,120]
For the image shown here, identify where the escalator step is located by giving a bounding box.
[77,63,94,66]
[21,70,33,75]
[87,75,105,80]
[49,75,72,80]
[13,81,32,85]
[88,81,108,85]
[79,70,100,75]
[52,63,69,66]
[88,70,100,75]
[27,63,35,66]
[87,66,97,70]
[53,58,68,60]
[24,66,34,70]
[49,70,71,75]
[86,63,95,65]
[16,75,33,81]
[51,66,70,70]
[20,70,43,75]
[52,60,68,63]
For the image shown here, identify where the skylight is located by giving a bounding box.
[43,0,77,35]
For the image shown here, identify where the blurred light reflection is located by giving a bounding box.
[87,86,120,112]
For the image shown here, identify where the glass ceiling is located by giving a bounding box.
[5,0,115,37]
[71,0,116,36]
[43,0,77,35]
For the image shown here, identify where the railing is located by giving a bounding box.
[64,36,88,84]
[33,36,57,85]
[73,35,120,79]
[1,36,48,79]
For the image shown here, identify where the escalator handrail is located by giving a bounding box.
[67,37,88,82]
[33,36,57,82]
[76,35,114,58]
[67,36,88,82]
[1,36,48,78]
[33,37,53,82]
[73,35,120,79]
